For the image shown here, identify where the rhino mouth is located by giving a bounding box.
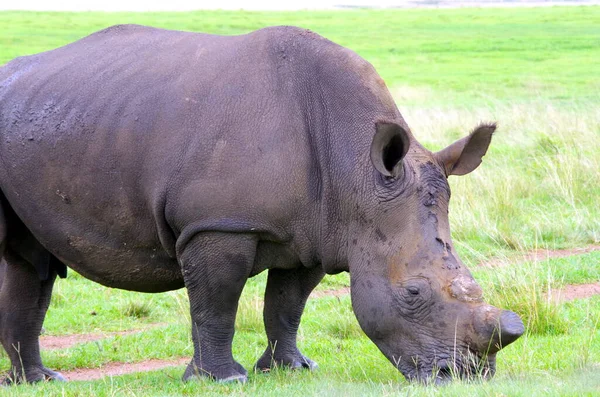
[401,352,497,384]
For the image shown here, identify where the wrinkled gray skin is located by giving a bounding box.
[0,25,523,385]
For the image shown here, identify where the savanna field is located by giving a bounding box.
[0,6,599,396]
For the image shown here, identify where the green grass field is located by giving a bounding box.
[0,6,599,396]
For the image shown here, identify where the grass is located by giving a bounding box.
[472,251,600,336]
[0,368,599,397]
[406,101,600,264]
[0,5,599,396]
[0,254,598,395]
[1,7,599,105]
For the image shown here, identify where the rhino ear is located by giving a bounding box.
[435,122,496,176]
[370,122,410,178]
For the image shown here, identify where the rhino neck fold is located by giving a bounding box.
[298,53,406,274]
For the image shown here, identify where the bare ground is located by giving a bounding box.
[39,244,599,381]
[40,323,167,350]
[311,286,350,298]
[478,244,600,268]
[62,358,190,381]
[548,282,600,302]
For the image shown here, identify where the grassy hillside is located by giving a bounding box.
[1,7,599,105]
[0,6,599,396]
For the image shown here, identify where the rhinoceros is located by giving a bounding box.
[0,24,523,384]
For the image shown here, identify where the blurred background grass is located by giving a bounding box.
[1,7,599,104]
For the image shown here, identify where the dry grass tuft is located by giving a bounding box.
[398,100,600,259]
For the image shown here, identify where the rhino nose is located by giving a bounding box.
[472,306,524,354]
[498,310,525,347]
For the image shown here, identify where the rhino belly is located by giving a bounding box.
[2,181,185,293]
[47,229,184,293]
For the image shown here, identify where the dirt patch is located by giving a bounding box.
[548,282,600,302]
[311,286,350,298]
[40,323,167,350]
[62,358,190,381]
[478,244,600,268]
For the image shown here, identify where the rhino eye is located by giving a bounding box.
[398,278,432,303]
[394,278,433,316]
[407,286,420,295]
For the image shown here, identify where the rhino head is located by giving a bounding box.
[348,121,523,383]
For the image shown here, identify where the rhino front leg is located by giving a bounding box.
[178,232,255,383]
[255,267,324,372]
[0,251,65,384]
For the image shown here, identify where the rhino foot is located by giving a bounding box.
[1,366,67,385]
[255,350,318,372]
[182,360,247,383]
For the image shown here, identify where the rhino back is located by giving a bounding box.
[0,25,401,288]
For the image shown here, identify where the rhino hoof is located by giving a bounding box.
[255,353,318,372]
[217,374,247,383]
[291,357,318,371]
[182,360,247,383]
[1,367,67,385]
[42,368,67,382]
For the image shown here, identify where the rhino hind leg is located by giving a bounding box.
[178,232,257,383]
[255,267,324,372]
[0,249,65,384]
